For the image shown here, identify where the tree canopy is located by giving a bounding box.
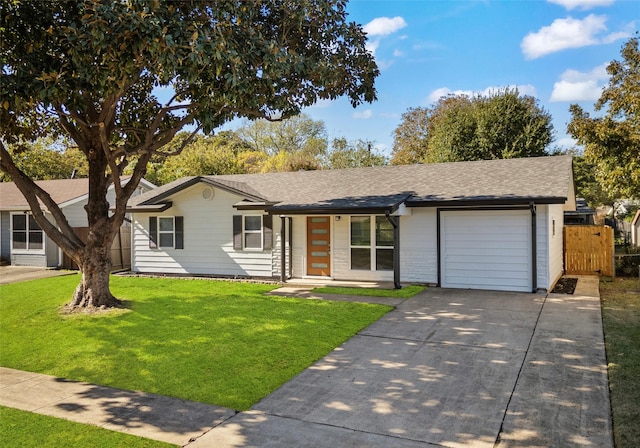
[390,88,554,165]
[0,138,88,182]
[568,36,639,199]
[0,0,378,309]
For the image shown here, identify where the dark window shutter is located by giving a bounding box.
[233,215,242,250]
[149,217,158,249]
[263,215,273,250]
[175,216,184,249]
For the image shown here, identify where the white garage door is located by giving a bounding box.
[440,210,532,292]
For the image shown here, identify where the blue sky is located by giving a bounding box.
[278,0,638,156]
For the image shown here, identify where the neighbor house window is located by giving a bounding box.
[149,216,184,249]
[12,214,43,251]
[350,215,394,271]
[233,214,273,251]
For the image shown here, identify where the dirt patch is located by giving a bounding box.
[551,277,578,294]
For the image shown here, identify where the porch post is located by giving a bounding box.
[288,217,293,279]
[280,215,286,283]
[385,213,401,289]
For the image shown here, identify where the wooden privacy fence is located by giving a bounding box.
[61,224,131,271]
[564,225,614,276]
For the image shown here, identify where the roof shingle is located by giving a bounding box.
[129,156,574,213]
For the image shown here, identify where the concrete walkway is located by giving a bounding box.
[0,266,77,285]
[0,276,613,447]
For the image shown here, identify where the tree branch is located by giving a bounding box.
[0,141,85,256]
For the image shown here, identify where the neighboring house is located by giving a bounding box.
[0,178,155,268]
[127,156,576,293]
[564,198,595,225]
[632,210,640,247]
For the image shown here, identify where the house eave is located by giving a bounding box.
[234,201,278,211]
[268,206,397,216]
[406,196,567,208]
[126,202,173,212]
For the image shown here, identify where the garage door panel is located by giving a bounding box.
[441,210,532,292]
[444,275,531,289]
[445,262,530,273]
[444,243,529,253]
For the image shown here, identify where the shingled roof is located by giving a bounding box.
[0,178,91,211]
[129,155,574,214]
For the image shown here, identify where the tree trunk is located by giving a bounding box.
[68,244,121,310]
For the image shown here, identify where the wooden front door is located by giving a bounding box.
[307,217,331,276]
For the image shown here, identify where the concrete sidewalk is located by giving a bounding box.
[0,276,612,447]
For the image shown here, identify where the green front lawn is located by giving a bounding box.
[0,276,391,410]
[0,406,175,448]
[600,277,640,448]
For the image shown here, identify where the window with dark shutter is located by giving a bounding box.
[175,216,184,249]
[149,217,158,249]
[233,215,242,250]
[263,214,273,250]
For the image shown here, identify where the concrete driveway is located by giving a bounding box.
[193,281,612,447]
[0,266,77,285]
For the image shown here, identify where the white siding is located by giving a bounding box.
[290,216,306,278]
[399,208,438,283]
[441,210,532,292]
[62,201,88,227]
[536,205,548,291]
[132,185,274,277]
[546,204,565,289]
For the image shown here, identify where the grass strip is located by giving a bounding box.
[0,406,175,448]
[0,275,391,410]
[600,277,640,448]
[312,284,425,298]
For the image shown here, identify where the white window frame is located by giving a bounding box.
[157,216,176,249]
[349,215,394,271]
[10,212,45,254]
[243,215,263,251]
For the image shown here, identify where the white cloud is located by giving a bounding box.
[362,17,407,59]
[363,16,407,37]
[426,84,538,105]
[521,15,608,59]
[353,109,373,119]
[550,62,608,102]
[426,87,471,104]
[393,49,404,57]
[547,0,614,10]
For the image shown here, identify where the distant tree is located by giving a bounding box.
[390,107,430,165]
[235,114,330,172]
[571,153,615,207]
[425,95,478,163]
[568,36,640,199]
[0,0,377,310]
[391,88,553,165]
[327,138,387,169]
[236,114,328,157]
[237,150,269,174]
[148,131,250,185]
[0,138,88,182]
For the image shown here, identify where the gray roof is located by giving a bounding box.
[129,155,574,214]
